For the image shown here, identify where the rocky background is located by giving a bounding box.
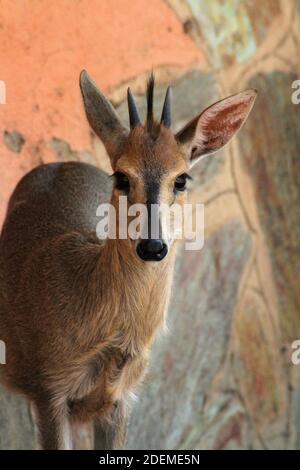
[0,0,300,449]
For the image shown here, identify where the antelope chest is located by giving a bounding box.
[104,293,169,402]
[73,267,173,405]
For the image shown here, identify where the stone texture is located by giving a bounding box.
[0,385,36,449]
[238,71,300,341]
[185,0,281,68]
[3,130,25,153]
[233,289,288,448]
[48,137,96,165]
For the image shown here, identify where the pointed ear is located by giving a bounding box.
[80,70,128,163]
[176,90,257,167]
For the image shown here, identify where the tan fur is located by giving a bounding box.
[0,79,256,449]
[0,124,185,450]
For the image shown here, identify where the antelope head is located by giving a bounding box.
[80,71,256,262]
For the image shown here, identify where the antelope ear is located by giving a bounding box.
[80,70,128,162]
[176,90,257,167]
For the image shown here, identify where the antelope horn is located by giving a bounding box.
[160,86,172,128]
[127,87,141,129]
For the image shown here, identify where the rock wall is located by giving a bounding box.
[0,0,299,449]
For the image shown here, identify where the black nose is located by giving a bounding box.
[136,239,168,261]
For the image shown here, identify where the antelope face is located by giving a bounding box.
[114,124,189,261]
[80,70,257,262]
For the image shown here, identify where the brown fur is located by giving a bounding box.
[0,128,184,450]
[0,74,256,449]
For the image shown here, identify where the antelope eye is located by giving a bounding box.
[174,173,190,192]
[114,172,130,192]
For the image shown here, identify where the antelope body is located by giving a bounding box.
[0,71,256,449]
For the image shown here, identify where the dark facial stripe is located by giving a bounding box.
[145,174,160,206]
[143,170,162,240]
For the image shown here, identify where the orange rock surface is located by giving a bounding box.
[0,0,202,223]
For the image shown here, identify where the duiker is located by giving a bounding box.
[0,71,256,449]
